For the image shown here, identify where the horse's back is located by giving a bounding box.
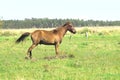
[31,30,57,43]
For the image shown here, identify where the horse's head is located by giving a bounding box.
[63,22,76,34]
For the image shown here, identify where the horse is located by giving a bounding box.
[16,22,76,59]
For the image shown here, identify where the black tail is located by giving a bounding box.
[16,32,30,43]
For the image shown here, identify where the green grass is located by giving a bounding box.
[0,31,120,80]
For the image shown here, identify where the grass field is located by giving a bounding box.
[0,27,120,80]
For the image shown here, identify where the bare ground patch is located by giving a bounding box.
[44,54,75,60]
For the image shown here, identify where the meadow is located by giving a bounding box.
[0,27,120,80]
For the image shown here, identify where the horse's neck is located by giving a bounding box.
[57,27,67,38]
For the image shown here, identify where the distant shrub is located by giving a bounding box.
[80,28,89,34]
[98,31,110,36]
[98,32,103,36]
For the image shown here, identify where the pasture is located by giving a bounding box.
[0,27,120,80]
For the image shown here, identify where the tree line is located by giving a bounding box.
[1,18,120,29]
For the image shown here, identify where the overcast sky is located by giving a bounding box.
[0,0,120,20]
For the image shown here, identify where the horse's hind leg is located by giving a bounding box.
[25,43,38,59]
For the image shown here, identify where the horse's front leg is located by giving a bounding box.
[25,44,37,59]
[55,43,59,57]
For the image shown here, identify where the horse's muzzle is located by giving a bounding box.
[72,30,76,34]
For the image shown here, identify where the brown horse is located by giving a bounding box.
[16,22,76,59]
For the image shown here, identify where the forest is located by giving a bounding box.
[0,18,120,29]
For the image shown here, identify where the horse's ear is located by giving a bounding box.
[63,22,71,27]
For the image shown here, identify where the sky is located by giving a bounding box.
[0,0,120,21]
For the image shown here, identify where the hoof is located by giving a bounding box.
[25,56,29,59]
[55,55,59,58]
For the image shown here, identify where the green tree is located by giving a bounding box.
[0,19,3,29]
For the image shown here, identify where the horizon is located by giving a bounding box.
[1,17,120,21]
